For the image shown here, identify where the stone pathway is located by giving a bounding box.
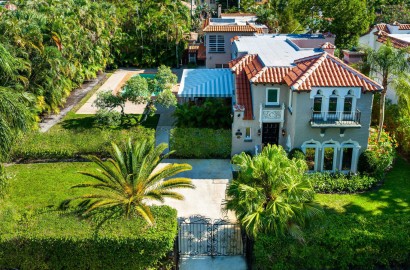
[39,73,106,132]
[155,105,176,153]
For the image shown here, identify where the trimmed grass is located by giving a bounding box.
[317,158,410,215]
[5,162,97,211]
[52,112,160,131]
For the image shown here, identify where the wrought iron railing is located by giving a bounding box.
[311,109,361,125]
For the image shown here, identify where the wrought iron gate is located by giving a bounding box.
[177,216,244,256]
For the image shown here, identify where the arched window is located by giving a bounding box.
[340,140,361,172]
[313,90,324,121]
[321,140,340,172]
[343,90,356,121]
[302,140,321,171]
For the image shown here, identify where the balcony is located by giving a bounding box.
[260,103,285,123]
[310,109,361,128]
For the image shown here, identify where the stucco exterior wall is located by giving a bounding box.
[232,83,375,172]
[205,32,254,68]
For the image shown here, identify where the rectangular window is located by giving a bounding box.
[323,147,335,171]
[343,97,353,114]
[313,97,322,111]
[328,97,338,112]
[288,91,293,111]
[341,147,353,171]
[245,127,251,141]
[266,88,279,105]
[208,35,224,53]
[305,148,316,171]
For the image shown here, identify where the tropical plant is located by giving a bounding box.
[226,144,323,240]
[62,139,194,225]
[366,40,410,141]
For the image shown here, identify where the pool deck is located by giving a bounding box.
[76,68,182,115]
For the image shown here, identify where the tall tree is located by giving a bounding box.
[366,40,410,141]
[226,145,323,240]
[62,139,195,225]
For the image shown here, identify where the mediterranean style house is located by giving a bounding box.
[230,34,383,173]
[178,33,383,173]
[359,22,410,103]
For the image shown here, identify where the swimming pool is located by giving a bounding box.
[137,73,156,79]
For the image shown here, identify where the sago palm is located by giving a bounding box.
[64,139,194,225]
[226,144,323,240]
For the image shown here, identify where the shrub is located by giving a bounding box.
[9,127,155,161]
[305,172,378,193]
[288,148,305,160]
[254,214,410,270]
[358,129,396,179]
[0,206,177,270]
[173,99,232,129]
[169,128,231,158]
[95,109,122,127]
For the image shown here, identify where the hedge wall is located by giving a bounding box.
[254,214,410,270]
[0,206,177,270]
[169,128,231,158]
[10,127,154,161]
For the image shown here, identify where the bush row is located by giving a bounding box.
[169,128,231,158]
[305,172,378,193]
[0,206,177,270]
[9,127,155,161]
[254,214,410,270]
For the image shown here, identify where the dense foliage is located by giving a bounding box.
[227,145,323,240]
[173,98,232,129]
[10,127,155,161]
[306,172,378,193]
[358,129,396,179]
[0,206,177,270]
[169,128,231,158]
[63,139,193,225]
[254,214,410,270]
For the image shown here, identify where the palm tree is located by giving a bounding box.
[64,139,194,225]
[226,145,323,240]
[366,40,410,141]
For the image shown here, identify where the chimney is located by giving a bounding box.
[218,4,222,18]
[321,42,336,55]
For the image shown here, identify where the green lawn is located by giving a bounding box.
[52,112,160,131]
[5,162,97,211]
[317,158,410,215]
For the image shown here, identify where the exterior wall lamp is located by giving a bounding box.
[235,129,242,139]
[257,129,261,136]
[281,128,286,137]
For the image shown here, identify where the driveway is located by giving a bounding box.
[153,159,236,221]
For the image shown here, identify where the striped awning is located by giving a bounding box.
[178,69,234,98]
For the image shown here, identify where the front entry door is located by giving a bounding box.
[262,123,280,146]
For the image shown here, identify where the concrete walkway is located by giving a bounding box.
[153,159,235,221]
[179,256,247,270]
[39,73,106,132]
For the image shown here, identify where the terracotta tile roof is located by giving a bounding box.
[376,34,410,49]
[399,24,410,30]
[197,43,206,60]
[375,23,390,33]
[251,67,293,84]
[289,53,384,91]
[203,24,261,33]
[229,55,260,120]
[284,52,383,92]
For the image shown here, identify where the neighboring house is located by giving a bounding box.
[359,22,410,103]
[229,34,382,173]
[202,15,268,68]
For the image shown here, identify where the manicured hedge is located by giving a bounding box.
[10,127,154,161]
[254,214,410,270]
[169,128,231,158]
[305,172,378,193]
[0,206,177,270]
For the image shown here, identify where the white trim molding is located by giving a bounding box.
[301,139,321,172]
[339,140,361,173]
[321,140,340,172]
